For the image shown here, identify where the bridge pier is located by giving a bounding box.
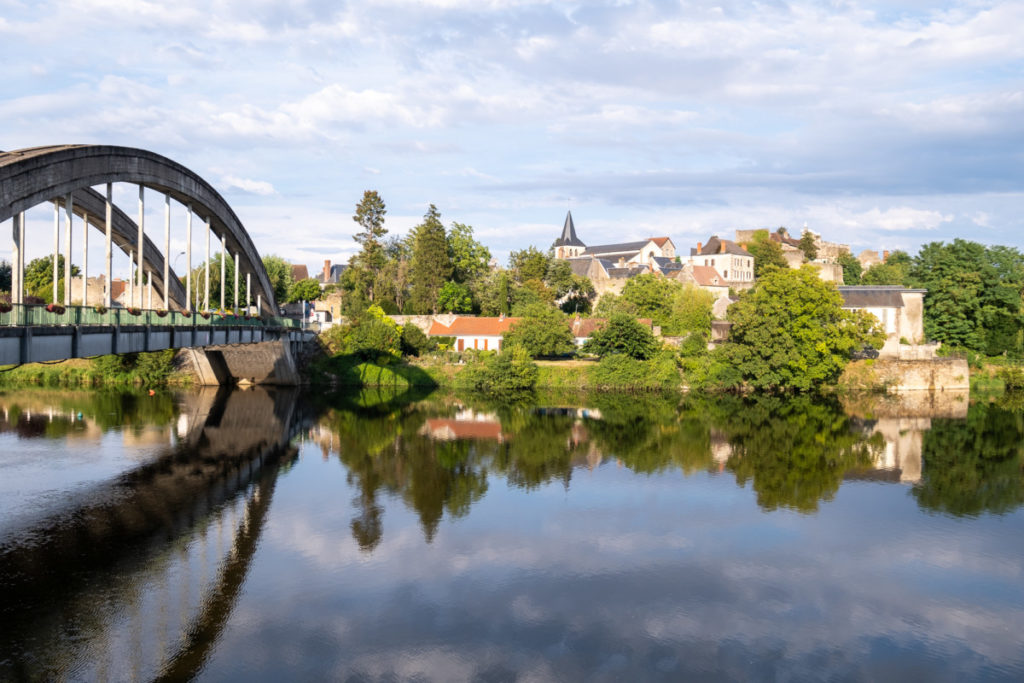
[187,339,300,386]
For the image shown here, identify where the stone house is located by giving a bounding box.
[838,286,926,358]
[687,236,755,288]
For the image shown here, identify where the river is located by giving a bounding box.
[1,386,1022,681]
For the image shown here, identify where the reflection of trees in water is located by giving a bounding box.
[0,389,178,438]
[913,402,1024,516]
[707,396,884,513]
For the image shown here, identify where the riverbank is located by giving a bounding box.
[0,350,191,388]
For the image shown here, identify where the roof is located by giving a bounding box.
[319,264,347,284]
[583,240,649,257]
[691,236,750,257]
[653,256,682,274]
[291,264,310,282]
[689,265,725,287]
[567,257,594,277]
[770,231,802,249]
[838,286,926,309]
[570,317,653,338]
[554,211,585,247]
[651,237,673,248]
[423,419,505,441]
[427,316,522,336]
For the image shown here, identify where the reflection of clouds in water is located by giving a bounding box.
[234,452,1024,681]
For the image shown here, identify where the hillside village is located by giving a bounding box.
[294,211,927,361]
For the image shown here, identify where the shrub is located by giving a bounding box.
[582,313,659,360]
[588,351,680,391]
[503,305,575,358]
[455,346,538,394]
[400,323,435,356]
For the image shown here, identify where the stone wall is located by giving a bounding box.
[875,358,970,392]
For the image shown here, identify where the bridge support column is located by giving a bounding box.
[204,216,211,312]
[220,233,226,312]
[52,202,59,303]
[81,199,89,306]
[137,185,144,309]
[187,340,299,386]
[104,183,112,308]
[64,193,73,305]
[233,251,240,315]
[11,213,24,306]
[163,194,170,309]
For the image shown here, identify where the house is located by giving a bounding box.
[317,259,347,288]
[838,286,926,358]
[291,263,310,283]
[687,236,755,288]
[427,315,521,351]
[566,255,649,297]
[676,263,730,299]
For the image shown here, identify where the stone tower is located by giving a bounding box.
[553,211,586,259]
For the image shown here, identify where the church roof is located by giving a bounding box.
[582,240,649,257]
[554,211,585,247]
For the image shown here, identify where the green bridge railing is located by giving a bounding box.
[0,304,305,329]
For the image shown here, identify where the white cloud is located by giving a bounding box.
[221,175,276,196]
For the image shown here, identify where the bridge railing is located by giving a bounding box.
[0,304,305,330]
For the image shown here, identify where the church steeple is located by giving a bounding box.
[553,211,585,258]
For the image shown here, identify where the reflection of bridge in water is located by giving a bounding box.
[0,386,312,681]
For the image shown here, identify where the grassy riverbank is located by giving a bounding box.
[0,350,190,388]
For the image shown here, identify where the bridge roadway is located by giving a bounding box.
[0,305,316,384]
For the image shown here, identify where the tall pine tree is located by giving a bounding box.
[409,205,452,314]
[351,190,388,303]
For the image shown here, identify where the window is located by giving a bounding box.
[724,270,728,278]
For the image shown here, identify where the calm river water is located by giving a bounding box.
[1,386,1023,681]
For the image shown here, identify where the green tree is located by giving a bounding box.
[717,266,884,391]
[0,260,10,293]
[456,345,538,394]
[288,277,322,303]
[408,205,452,314]
[509,246,549,283]
[744,230,788,277]
[261,255,294,304]
[837,250,862,285]
[669,283,715,338]
[476,269,513,316]
[582,313,660,360]
[188,252,241,310]
[352,190,388,303]
[594,293,639,318]
[448,222,491,285]
[437,281,473,313]
[798,231,818,260]
[503,305,576,358]
[620,274,681,328]
[24,255,80,303]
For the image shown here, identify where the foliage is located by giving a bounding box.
[0,260,10,293]
[437,281,473,313]
[351,190,388,303]
[588,351,680,391]
[908,240,1024,355]
[510,279,551,315]
[594,293,638,318]
[798,231,818,260]
[320,305,402,359]
[717,266,885,391]
[400,323,435,356]
[582,313,660,360]
[509,246,549,283]
[744,230,789,277]
[503,305,576,358]
[620,274,681,328]
[261,254,294,305]
[447,222,492,285]
[288,277,322,303]
[837,250,862,285]
[546,260,596,314]
[475,270,514,316]
[669,283,715,337]
[24,255,80,303]
[408,205,452,314]
[455,346,539,394]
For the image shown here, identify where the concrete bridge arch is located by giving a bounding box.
[0,145,278,315]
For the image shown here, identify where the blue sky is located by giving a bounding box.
[2,0,1022,270]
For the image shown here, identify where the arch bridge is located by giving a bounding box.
[0,145,313,382]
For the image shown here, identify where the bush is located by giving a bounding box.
[588,351,680,391]
[503,305,575,358]
[999,365,1024,392]
[400,324,435,356]
[455,346,538,395]
[582,313,659,360]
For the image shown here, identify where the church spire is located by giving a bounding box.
[554,210,585,247]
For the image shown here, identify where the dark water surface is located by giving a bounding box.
[1,386,1023,681]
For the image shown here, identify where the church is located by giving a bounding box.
[552,212,680,295]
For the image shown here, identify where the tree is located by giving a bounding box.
[669,283,715,338]
[594,293,638,318]
[24,255,80,303]
[437,281,473,313]
[717,266,884,391]
[288,277,322,303]
[408,205,452,314]
[620,274,682,329]
[448,222,491,285]
[582,313,660,360]
[837,250,862,285]
[798,231,818,260]
[476,269,513,316]
[502,305,576,358]
[744,230,788,277]
[261,255,294,304]
[352,190,388,302]
[509,246,549,283]
[0,260,10,293]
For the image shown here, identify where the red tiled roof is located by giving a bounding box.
[650,237,672,247]
[291,264,309,282]
[425,419,505,441]
[570,317,654,338]
[690,265,725,287]
[428,316,522,336]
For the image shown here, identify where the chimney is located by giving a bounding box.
[883,250,890,261]
[697,241,703,253]
[323,259,331,281]
[719,242,726,253]
[618,257,625,267]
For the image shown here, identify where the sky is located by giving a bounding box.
[2,0,1022,272]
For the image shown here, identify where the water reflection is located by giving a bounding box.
[0,387,308,682]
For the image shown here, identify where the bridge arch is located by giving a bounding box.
[0,145,278,315]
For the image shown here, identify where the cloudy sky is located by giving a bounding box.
[2,0,1022,268]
